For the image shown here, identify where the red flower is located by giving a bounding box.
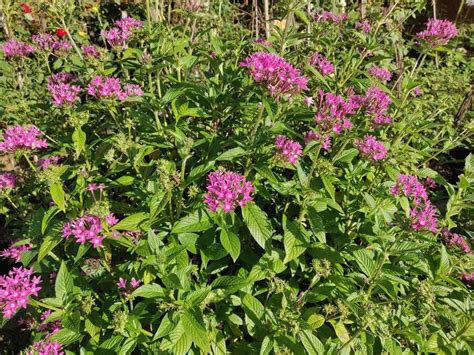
[56,28,67,37]
[20,2,32,13]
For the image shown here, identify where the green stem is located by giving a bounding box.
[60,18,84,61]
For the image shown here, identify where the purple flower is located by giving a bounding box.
[390,174,428,205]
[304,131,331,151]
[204,171,254,213]
[118,84,144,100]
[355,86,393,126]
[314,90,358,134]
[417,18,458,46]
[240,52,308,97]
[0,172,16,189]
[412,87,422,96]
[32,34,55,50]
[367,67,392,82]
[87,183,106,192]
[356,20,371,34]
[275,135,302,165]
[0,267,42,318]
[0,125,48,152]
[442,229,471,253]
[81,45,101,59]
[303,96,314,107]
[0,243,32,262]
[309,53,334,76]
[114,17,143,33]
[117,277,127,290]
[47,72,81,106]
[106,213,119,226]
[0,39,35,59]
[27,339,63,355]
[409,201,438,233]
[87,75,142,101]
[101,28,129,48]
[460,272,474,288]
[314,11,347,24]
[62,214,104,248]
[38,156,61,169]
[51,41,72,55]
[354,135,388,161]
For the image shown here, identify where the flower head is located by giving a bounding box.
[82,45,101,59]
[314,11,347,24]
[309,53,334,76]
[106,213,119,226]
[0,267,41,318]
[275,135,302,165]
[304,131,331,151]
[38,156,61,169]
[114,17,143,33]
[0,172,16,189]
[87,183,106,192]
[56,28,67,37]
[0,125,48,152]
[204,171,254,213]
[101,28,129,48]
[354,135,388,161]
[409,201,438,233]
[460,272,474,288]
[368,67,392,82]
[240,52,308,97]
[20,3,32,13]
[442,229,471,253]
[314,90,358,134]
[0,39,35,59]
[0,243,32,262]
[62,214,104,248]
[356,20,371,34]
[47,72,81,106]
[390,174,428,205]
[87,75,142,101]
[417,18,458,46]
[27,339,63,355]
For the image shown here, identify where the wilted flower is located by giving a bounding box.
[309,53,334,76]
[417,18,458,46]
[0,267,42,318]
[0,242,32,262]
[0,125,48,152]
[354,134,388,160]
[0,39,35,59]
[240,52,308,97]
[47,72,81,106]
[368,67,392,82]
[460,272,474,288]
[62,214,104,248]
[37,309,61,336]
[0,172,16,189]
[204,171,254,213]
[275,135,302,165]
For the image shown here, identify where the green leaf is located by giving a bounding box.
[216,147,248,161]
[437,245,450,276]
[162,87,188,104]
[260,336,273,355]
[307,207,326,243]
[172,209,213,234]
[283,221,309,264]
[353,249,377,278]
[72,126,86,158]
[242,293,265,325]
[220,228,241,262]
[321,176,335,201]
[299,330,325,355]
[50,183,66,211]
[332,148,359,164]
[49,328,82,345]
[182,309,210,353]
[242,202,272,250]
[55,261,74,301]
[41,206,60,235]
[168,321,192,355]
[113,212,149,231]
[132,283,164,298]
[112,176,135,186]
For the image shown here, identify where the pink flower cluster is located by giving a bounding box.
[102,16,143,49]
[117,277,141,298]
[356,20,371,34]
[368,67,392,82]
[309,53,334,76]
[38,156,60,169]
[48,72,81,106]
[0,172,16,189]
[0,242,32,262]
[460,272,474,288]
[87,183,106,192]
[87,75,143,101]
[314,90,358,134]
[240,52,308,97]
[442,229,471,253]
[354,134,388,161]
[357,86,393,126]
[32,34,72,54]
[0,267,41,318]
[390,174,438,233]
[81,45,101,59]
[0,39,35,59]
[106,213,119,226]
[27,340,63,355]
[37,310,61,336]
[417,18,458,46]
[304,131,331,151]
[314,11,347,24]
[62,214,104,248]
[0,125,48,152]
[204,171,254,213]
[275,135,302,165]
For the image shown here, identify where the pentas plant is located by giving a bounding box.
[47,72,81,106]
[87,75,143,101]
[274,135,303,165]
[0,39,35,59]
[62,214,105,248]
[367,66,392,82]
[0,125,48,152]
[354,134,388,161]
[0,242,32,262]
[309,52,334,76]
[417,18,458,46]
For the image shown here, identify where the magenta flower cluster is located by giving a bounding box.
[309,53,334,76]
[240,52,308,97]
[441,229,471,253]
[417,18,458,47]
[356,20,371,34]
[81,45,101,58]
[62,214,104,248]
[0,39,35,59]
[368,67,392,82]
[27,340,63,355]
[32,34,72,54]
[275,135,302,165]
[48,72,81,106]
[358,86,393,126]
[390,174,438,233]
[354,134,388,161]
[314,11,347,24]
[304,130,331,151]
[38,156,61,169]
[314,90,358,134]
[0,125,48,152]
[204,171,254,213]
[102,16,143,49]
[460,272,474,288]
[87,75,143,101]
[0,172,16,189]
[0,267,41,318]
[0,242,32,262]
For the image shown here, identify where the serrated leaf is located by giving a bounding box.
[49,328,82,346]
[242,202,272,250]
[168,322,192,355]
[55,261,74,301]
[353,249,377,278]
[113,212,149,231]
[220,228,240,262]
[283,221,309,264]
[299,330,325,355]
[72,126,86,158]
[216,147,247,161]
[172,209,213,234]
[38,234,63,262]
[242,293,265,325]
[260,336,273,355]
[307,207,326,243]
[182,309,210,353]
[50,183,66,211]
[132,283,164,298]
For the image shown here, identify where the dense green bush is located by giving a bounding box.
[0,1,472,354]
